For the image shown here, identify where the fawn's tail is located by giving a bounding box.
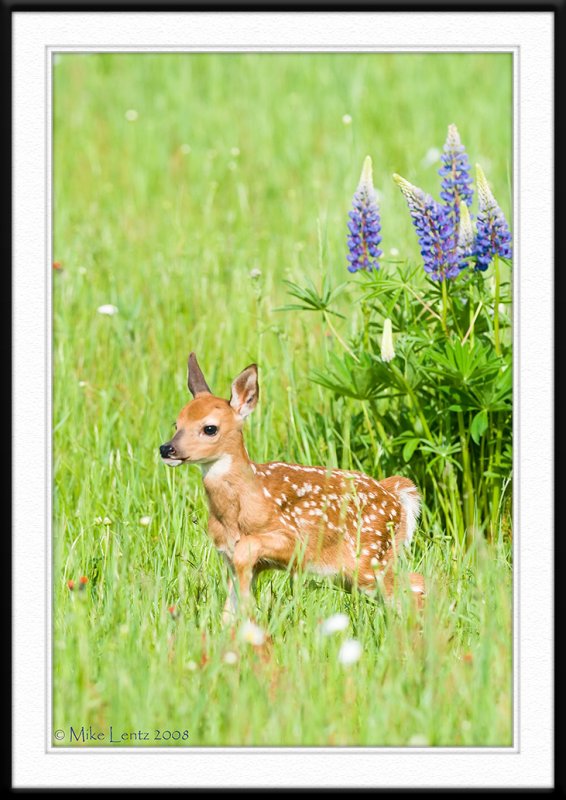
[379,475,421,546]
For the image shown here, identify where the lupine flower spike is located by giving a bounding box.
[347,156,382,273]
[474,164,512,271]
[393,174,459,281]
[439,123,473,226]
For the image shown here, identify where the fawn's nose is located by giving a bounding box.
[160,443,176,459]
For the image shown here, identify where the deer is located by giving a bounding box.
[159,353,426,622]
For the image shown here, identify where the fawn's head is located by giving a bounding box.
[159,353,259,467]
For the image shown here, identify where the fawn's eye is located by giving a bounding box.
[203,425,218,436]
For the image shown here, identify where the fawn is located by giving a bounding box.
[160,353,425,621]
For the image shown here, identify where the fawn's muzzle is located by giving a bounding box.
[160,443,176,459]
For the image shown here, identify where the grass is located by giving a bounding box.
[52,52,513,747]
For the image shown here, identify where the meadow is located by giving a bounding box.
[53,52,513,747]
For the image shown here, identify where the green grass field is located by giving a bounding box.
[52,52,513,747]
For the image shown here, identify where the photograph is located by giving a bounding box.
[51,49,514,748]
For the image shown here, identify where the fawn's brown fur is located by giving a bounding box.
[160,353,425,620]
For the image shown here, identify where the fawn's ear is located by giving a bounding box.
[229,364,259,419]
[187,352,212,397]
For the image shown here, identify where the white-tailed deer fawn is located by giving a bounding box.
[160,353,425,621]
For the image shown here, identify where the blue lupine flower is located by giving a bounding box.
[474,164,512,271]
[347,156,382,273]
[438,124,474,226]
[393,174,460,281]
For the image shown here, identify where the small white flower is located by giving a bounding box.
[186,660,198,672]
[94,516,103,525]
[408,733,429,746]
[338,639,362,665]
[320,613,349,636]
[103,517,112,525]
[342,114,352,125]
[97,304,118,316]
[139,516,152,526]
[230,147,240,156]
[125,109,138,122]
[249,268,262,279]
[389,247,400,257]
[380,318,396,363]
[223,651,238,665]
[180,143,191,155]
[78,380,87,387]
[421,147,441,168]
[78,266,88,275]
[240,620,266,646]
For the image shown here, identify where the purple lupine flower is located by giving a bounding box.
[474,164,512,271]
[347,156,382,273]
[438,124,474,226]
[393,174,460,281]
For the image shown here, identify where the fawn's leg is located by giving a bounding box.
[231,536,263,615]
[380,555,426,608]
[230,531,296,617]
[221,555,240,625]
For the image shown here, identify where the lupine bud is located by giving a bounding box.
[457,201,475,270]
[474,164,512,271]
[380,318,396,362]
[346,156,382,273]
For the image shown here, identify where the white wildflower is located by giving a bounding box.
[342,114,352,125]
[408,733,430,746]
[97,304,118,316]
[338,639,362,665]
[125,109,138,122]
[421,146,441,167]
[139,516,152,526]
[240,620,266,646]
[320,613,349,636]
[223,651,238,665]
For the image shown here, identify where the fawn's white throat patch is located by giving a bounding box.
[201,455,233,480]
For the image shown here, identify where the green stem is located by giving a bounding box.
[490,413,503,540]
[457,411,475,537]
[389,362,433,441]
[494,255,501,356]
[323,311,359,363]
[441,279,449,336]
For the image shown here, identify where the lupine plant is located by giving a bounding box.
[346,155,383,273]
[285,124,513,545]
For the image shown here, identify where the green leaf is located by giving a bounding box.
[470,410,489,445]
[402,438,420,462]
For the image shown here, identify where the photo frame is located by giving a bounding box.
[11,7,554,790]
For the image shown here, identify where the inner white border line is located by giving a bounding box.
[45,44,519,757]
